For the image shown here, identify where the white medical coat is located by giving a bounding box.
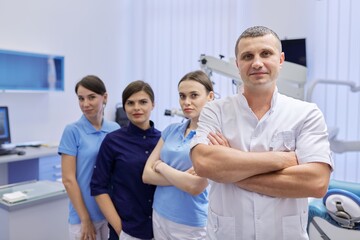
[191,88,333,240]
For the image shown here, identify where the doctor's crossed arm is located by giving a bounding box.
[206,131,331,198]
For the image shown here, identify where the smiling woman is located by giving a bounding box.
[124,90,154,130]
[90,80,161,240]
[58,75,120,240]
[75,77,108,130]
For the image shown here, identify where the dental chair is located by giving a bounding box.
[308,180,360,239]
[307,79,360,240]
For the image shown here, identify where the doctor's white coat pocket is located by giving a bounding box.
[207,207,235,240]
[269,130,296,152]
[282,214,308,240]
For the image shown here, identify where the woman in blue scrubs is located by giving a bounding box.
[142,70,213,239]
[59,75,120,240]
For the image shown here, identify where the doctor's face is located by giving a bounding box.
[236,34,284,91]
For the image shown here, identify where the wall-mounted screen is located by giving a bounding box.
[281,38,306,67]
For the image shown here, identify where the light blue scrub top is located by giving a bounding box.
[58,115,120,224]
[153,120,208,227]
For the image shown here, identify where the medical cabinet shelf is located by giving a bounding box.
[0,49,64,92]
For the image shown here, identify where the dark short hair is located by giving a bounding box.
[122,80,154,110]
[75,75,106,95]
[178,70,214,93]
[235,26,282,57]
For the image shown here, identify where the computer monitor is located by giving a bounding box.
[0,106,11,146]
[281,38,307,67]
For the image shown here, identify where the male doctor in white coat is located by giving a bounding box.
[190,26,333,240]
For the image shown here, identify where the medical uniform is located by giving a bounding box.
[58,115,120,225]
[91,121,161,239]
[153,120,208,237]
[190,88,333,240]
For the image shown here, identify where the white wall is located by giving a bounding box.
[0,0,123,144]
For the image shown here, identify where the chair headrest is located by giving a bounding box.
[324,188,360,229]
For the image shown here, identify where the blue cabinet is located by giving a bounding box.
[0,49,64,91]
[7,154,62,184]
[0,147,61,184]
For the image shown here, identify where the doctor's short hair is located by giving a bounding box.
[178,70,214,94]
[75,75,107,96]
[122,80,155,110]
[235,25,282,57]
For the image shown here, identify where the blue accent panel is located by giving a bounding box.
[0,49,64,91]
[8,158,39,183]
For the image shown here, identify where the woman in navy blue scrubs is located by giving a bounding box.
[91,80,161,240]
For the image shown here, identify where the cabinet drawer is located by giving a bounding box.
[39,155,62,181]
